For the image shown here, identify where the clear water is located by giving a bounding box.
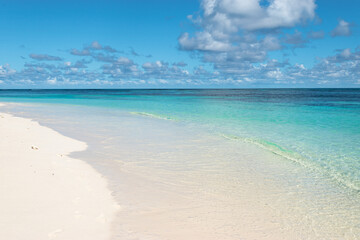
[1,89,359,191]
[1,89,360,239]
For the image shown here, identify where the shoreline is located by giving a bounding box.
[0,104,119,240]
[1,101,360,239]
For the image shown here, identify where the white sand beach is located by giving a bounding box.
[0,106,119,240]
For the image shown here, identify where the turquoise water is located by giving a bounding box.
[0,89,359,192]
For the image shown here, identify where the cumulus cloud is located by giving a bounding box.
[71,49,91,56]
[2,50,192,86]
[266,68,283,80]
[70,41,118,58]
[0,64,16,74]
[47,77,57,84]
[3,41,360,87]
[178,0,318,81]
[173,61,188,67]
[331,19,352,37]
[70,42,155,62]
[141,61,189,80]
[92,53,117,63]
[86,41,117,52]
[284,31,308,48]
[101,57,141,78]
[178,32,232,51]
[327,47,360,63]
[283,47,360,85]
[29,54,62,61]
[176,0,360,87]
[70,41,156,65]
[59,59,91,71]
[72,59,92,68]
[307,30,325,39]
[90,41,102,50]
[68,42,189,82]
[0,58,102,86]
[199,0,316,32]
[0,64,16,82]
[179,0,316,51]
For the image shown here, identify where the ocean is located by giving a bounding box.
[1,88,359,239]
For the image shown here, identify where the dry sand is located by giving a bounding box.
[0,107,119,240]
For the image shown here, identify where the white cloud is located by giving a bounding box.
[331,19,352,37]
[29,54,62,61]
[284,31,308,47]
[3,40,360,87]
[71,49,91,56]
[18,79,34,84]
[158,79,168,84]
[308,30,325,39]
[180,0,316,53]
[117,57,132,65]
[178,32,231,51]
[47,77,57,84]
[262,35,282,51]
[200,0,316,31]
[91,41,102,49]
[266,69,283,79]
[340,48,351,58]
[178,0,318,82]
[0,64,16,76]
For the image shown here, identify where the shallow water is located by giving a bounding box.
[1,89,359,191]
[1,89,360,239]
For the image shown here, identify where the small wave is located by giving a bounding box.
[222,134,306,164]
[221,134,360,192]
[130,112,175,121]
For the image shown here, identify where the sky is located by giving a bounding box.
[0,0,359,88]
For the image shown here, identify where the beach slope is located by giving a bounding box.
[0,110,118,240]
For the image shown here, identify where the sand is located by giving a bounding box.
[0,107,119,240]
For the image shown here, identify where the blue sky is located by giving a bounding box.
[0,0,359,88]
